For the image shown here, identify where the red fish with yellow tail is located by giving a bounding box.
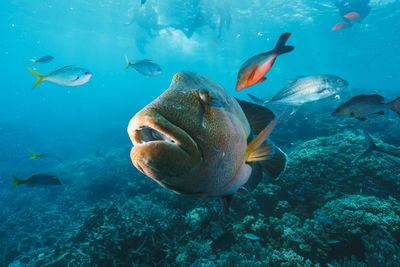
[128,72,287,212]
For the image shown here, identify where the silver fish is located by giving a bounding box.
[332,94,400,121]
[353,130,400,164]
[248,75,348,106]
[125,56,162,77]
[27,66,92,90]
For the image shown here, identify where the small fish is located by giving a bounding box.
[11,174,61,189]
[332,94,400,121]
[235,32,294,91]
[30,55,54,64]
[327,240,340,244]
[125,56,162,77]
[331,21,352,31]
[128,72,287,212]
[26,66,92,90]
[352,130,400,164]
[344,12,361,22]
[140,0,146,8]
[243,233,261,240]
[27,150,57,160]
[316,217,333,224]
[247,75,348,107]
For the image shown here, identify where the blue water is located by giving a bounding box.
[1,0,400,266]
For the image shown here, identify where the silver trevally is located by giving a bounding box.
[125,56,162,77]
[332,94,400,121]
[27,66,92,90]
[247,74,348,106]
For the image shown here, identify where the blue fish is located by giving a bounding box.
[30,55,54,64]
[243,233,261,240]
[125,56,162,77]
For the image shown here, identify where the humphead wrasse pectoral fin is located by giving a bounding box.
[246,111,284,162]
[26,66,46,90]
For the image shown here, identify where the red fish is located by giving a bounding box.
[344,12,361,22]
[235,32,294,91]
[331,21,351,31]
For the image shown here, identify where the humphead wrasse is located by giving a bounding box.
[128,71,287,211]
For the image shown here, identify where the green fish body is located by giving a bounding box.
[11,174,61,189]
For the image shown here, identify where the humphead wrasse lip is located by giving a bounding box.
[127,107,202,179]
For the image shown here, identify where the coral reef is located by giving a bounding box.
[2,130,400,266]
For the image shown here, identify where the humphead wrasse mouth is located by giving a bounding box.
[127,107,202,182]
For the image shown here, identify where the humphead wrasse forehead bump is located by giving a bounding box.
[128,71,287,212]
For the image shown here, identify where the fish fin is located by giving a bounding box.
[356,117,367,121]
[259,146,287,180]
[26,66,46,90]
[390,97,400,115]
[30,59,37,64]
[125,55,131,70]
[11,176,21,189]
[235,99,275,134]
[352,130,378,163]
[220,194,233,213]
[273,32,294,55]
[246,112,284,162]
[248,67,258,82]
[289,107,299,115]
[246,93,265,106]
[243,163,263,192]
[236,187,249,196]
[255,76,267,84]
[28,150,39,160]
[375,110,385,115]
[285,79,297,83]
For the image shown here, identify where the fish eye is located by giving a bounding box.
[85,72,90,75]
[337,79,342,83]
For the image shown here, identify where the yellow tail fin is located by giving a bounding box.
[30,59,37,64]
[246,112,284,162]
[26,66,46,90]
[11,176,21,189]
[125,56,132,70]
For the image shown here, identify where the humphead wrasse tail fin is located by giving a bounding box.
[389,97,400,115]
[30,59,37,64]
[125,56,132,70]
[352,130,378,163]
[246,111,284,162]
[26,66,45,90]
[11,176,22,189]
[246,93,265,106]
[273,32,294,55]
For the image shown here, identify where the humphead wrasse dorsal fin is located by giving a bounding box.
[235,99,275,134]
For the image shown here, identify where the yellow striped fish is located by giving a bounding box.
[128,71,286,211]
